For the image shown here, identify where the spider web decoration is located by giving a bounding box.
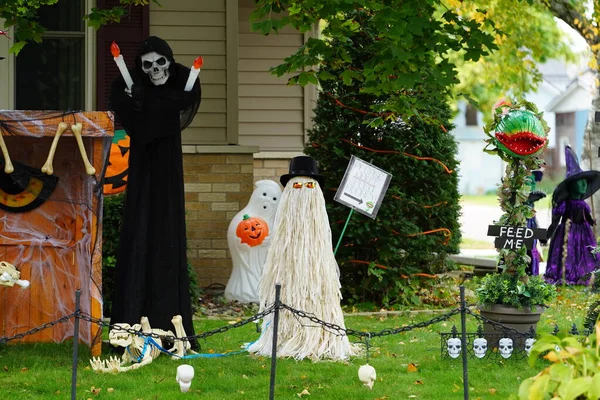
[0,110,113,354]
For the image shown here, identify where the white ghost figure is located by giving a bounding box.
[473,337,487,359]
[524,338,536,356]
[358,364,376,389]
[447,338,461,359]
[499,338,513,359]
[224,180,282,303]
[176,364,195,393]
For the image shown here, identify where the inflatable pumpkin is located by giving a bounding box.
[103,130,130,195]
[236,214,269,246]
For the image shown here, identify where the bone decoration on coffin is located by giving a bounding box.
[90,314,194,373]
[0,261,30,288]
[40,122,95,176]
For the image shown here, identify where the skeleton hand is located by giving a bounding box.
[89,357,105,372]
[106,356,122,373]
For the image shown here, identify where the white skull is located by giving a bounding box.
[524,338,536,355]
[176,364,195,393]
[499,338,513,359]
[140,51,170,85]
[473,337,488,359]
[447,338,461,358]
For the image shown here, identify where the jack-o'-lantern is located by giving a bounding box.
[103,129,130,195]
[235,214,269,247]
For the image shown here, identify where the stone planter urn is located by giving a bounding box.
[478,304,544,348]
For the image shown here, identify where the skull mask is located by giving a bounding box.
[473,337,488,359]
[524,338,536,356]
[447,338,461,359]
[499,338,513,359]
[140,51,170,85]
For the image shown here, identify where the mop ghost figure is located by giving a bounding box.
[248,156,358,361]
[224,180,282,303]
[358,364,377,389]
[176,364,195,393]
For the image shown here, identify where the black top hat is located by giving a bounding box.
[280,156,325,188]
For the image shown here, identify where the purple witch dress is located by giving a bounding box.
[544,199,598,285]
[526,215,540,275]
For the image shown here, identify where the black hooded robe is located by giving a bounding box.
[109,36,200,344]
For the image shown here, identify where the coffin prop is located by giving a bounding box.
[0,110,113,356]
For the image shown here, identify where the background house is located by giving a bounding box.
[452,58,592,195]
[0,0,315,288]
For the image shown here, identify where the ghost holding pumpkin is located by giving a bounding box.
[224,180,282,303]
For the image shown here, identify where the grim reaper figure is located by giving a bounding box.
[109,36,201,344]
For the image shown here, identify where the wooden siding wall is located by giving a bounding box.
[149,0,229,144]
[238,0,306,152]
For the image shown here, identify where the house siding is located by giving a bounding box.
[238,0,308,152]
[149,0,229,145]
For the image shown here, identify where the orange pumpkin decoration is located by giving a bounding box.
[236,214,269,247]
[103,129,130,195]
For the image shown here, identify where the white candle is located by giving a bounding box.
[184,56,203,92]
[111,41,134,90]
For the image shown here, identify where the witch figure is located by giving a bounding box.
[544,146,600,285]
[109,36,201,341]
[525,169,546,276]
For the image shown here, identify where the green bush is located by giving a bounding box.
[304,10,461,308]
[475,273,556,310]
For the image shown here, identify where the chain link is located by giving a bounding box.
[0,313,77,344]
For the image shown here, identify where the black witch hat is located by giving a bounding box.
[552,146,600,205]
[280,156,325,188]
[0,159,58,213]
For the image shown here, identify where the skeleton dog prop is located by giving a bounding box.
[90,314,195,373]
[0,261,30,288]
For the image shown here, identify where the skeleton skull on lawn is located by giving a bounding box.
[499,338,513,358]
[524,338,536,356]
[141,51,170,85]
[473,337,488,359]
[447,338,461,358]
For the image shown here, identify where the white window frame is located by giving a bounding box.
[0,0,95,111]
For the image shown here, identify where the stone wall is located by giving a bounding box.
[183,152,255,288]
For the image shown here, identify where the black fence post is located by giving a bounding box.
[460,286,469,400]
[269,284,282,400]
[70,289,81,400]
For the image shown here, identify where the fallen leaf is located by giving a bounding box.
[488,388,497,395]
[3,366,7,372]
[107,388,114,393]
[242,374,249,379]
[297,388,310,397]
[90,386,101,395]
[407,363,418,372]
[408,396,417,398]
[414,380,424,385]
[20,367,28,373]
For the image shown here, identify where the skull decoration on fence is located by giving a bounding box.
[499,338,514,359]
[140,51,170,85]
[447,337,461,358]
[473,337,488,359]
[524,338,536,356]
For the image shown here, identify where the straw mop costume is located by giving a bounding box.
[248,156,357,361]
[544,146,600,285]
[109,36,201,340]
[525,170,546,276]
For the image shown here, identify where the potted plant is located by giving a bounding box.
[476,100,557,337]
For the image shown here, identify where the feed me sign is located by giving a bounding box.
[487,225,547,250]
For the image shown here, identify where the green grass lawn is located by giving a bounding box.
[0,285,595,399]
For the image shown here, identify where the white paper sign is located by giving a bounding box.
[334,156,392,219]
